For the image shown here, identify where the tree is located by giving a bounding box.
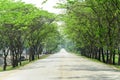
[0,0,60,70]
[58,0,120,65]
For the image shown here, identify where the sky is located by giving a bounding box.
[21,0,64,14]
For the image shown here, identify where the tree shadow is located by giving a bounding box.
[53,74,116,80]
[58,64,120,72]
[54,65,120,80]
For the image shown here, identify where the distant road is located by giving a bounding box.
[0,49,120,80]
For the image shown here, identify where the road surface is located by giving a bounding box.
[0,49,120,80]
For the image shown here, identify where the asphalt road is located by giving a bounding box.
[0,49,120,80]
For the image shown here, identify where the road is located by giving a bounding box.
[0,49,120,80]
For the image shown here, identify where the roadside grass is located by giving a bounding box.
[74,53,120,70]
[0,54,50,72]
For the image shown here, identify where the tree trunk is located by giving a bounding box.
[15,53,18,67]
[101,48,105,63]
[95,47,98,59]
[3,49,9,71]
[3,55,7,71]
[98,48,101,61]
[118,48,120,65]
[118,54,120,65]
[19,53,22,66]
[106,50,109,63]
[112,50,115,65]
[37,53,40,59]
[12,52,15,68]
[109,50,113,64]
[32,55,35,60]
[29,47,33,62]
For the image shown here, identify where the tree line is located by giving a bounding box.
[0,0,60,70]
[60,0,120,65]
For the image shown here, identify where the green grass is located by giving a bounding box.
[0,54,51,72]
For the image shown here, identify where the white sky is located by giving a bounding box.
[21,0,64,14]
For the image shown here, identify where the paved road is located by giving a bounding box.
[0,49,120,80]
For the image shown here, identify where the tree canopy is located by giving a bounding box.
[0,0,60,70]
[59,0,120,65]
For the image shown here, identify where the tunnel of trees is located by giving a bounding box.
[0,0,120,71]
[0,0,61,70]
[59,0,120,65]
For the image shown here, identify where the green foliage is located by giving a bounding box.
[58,0,120,64]
[0,0,60,70]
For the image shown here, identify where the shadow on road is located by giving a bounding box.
[6,49,120,80]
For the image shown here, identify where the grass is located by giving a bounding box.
[0,54,51,72]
